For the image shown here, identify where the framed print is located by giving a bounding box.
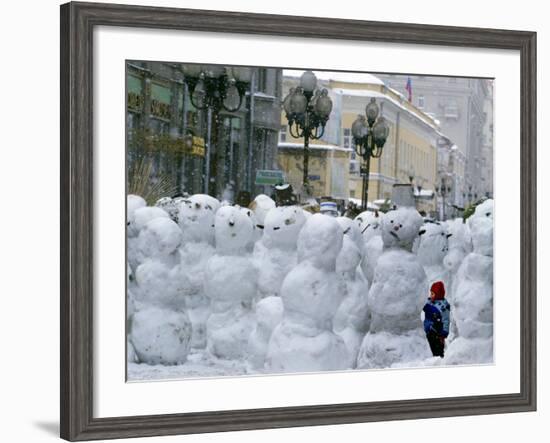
[60,1,537,441]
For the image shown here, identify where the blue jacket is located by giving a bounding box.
[423,298,451,338]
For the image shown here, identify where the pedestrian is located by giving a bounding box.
[422,281,451,358]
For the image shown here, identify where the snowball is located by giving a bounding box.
[130,307,192,365]
[266,319,348,373]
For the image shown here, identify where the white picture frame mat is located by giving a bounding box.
[93,25,521,418]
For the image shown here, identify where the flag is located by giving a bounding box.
[405,77,412,102]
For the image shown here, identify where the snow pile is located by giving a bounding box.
[266,214,348,373]
[446,199,494,364]
[357,206,431,369]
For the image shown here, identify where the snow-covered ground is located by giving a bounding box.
[126,194,494,381]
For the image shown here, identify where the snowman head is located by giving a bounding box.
[178,194,219,244]
[468,199,493,256]
[155,196,179,223]
[130,206,169,238]
[416,221,451,266]
[249,194,276,227]
[336,217,363,273]
[262,206,307,250]
[127,195,147,237]
[354,210,382,242]
[381,206,423,251]
[297,213,343,270]
[136,217,182,260]
[214,205,254,255]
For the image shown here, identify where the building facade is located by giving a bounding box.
[376,74,494,207]
[126,61,282,202]
[280,71,441,214]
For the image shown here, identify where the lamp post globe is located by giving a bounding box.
[300,70,317,93]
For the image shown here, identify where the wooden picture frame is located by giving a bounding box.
[60,1,537,440]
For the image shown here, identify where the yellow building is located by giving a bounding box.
[279,70,442,214]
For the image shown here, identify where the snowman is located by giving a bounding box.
[266,214,348,373]
[333,217,370,368]
[128,205,169,271]
[354,210,383,285]
[446,199,493,364]
[132,217,185,311]
[127,194,148,273]
[253,205,307,299]
[176,194,220,349]
[129,217,193,365]
[416,220,452,287]
[203,205,258,360]
[357,205,431,369]
[443,218,473,300]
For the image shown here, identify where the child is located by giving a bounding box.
[422,281,451,358]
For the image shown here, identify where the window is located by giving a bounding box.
[279,124,287,143]
[343,127,354,150]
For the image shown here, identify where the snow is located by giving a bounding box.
[278,142,352,153]
[283,69,385,86]
[416,221,451,288]
[126,193,495,380]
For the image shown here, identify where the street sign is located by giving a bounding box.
[308,175,321,181]
[255,169,285,186]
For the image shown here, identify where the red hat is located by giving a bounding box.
[430,281,445,300]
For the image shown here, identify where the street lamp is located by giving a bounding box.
[181,64,252,195]
[351,97,390,211]
[182,64,252,112]
[436,178,452,220]
[282,71,333,194]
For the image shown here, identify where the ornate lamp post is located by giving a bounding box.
[282,71,333,194]
[182,64,252,112]
[351,98,390,210]
[181,64,252,194]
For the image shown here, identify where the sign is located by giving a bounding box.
[189,136,205,157]
[308,175,321,181]
[255,169,285,186]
